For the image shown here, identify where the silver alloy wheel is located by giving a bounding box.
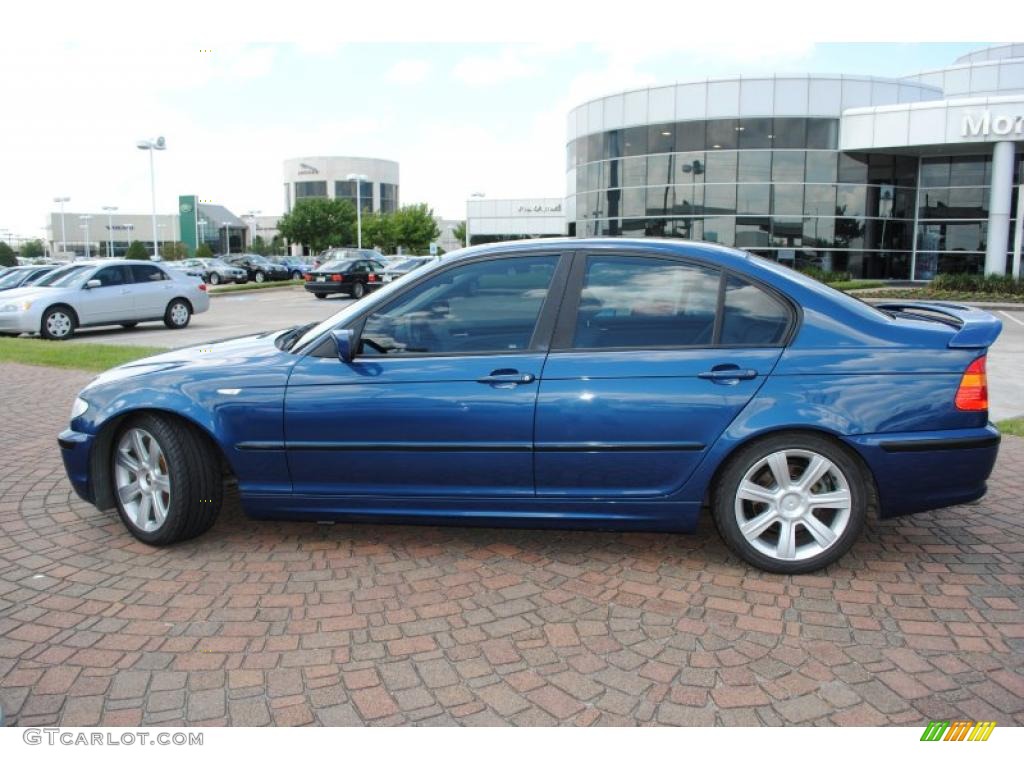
[733,448,852,562]
[169,302,189,326]
[254,271,265,283]
[114,427,171,533]
[45,311,72,338]
[208,272,220,285]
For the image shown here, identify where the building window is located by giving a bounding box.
[294,181,327,199]
[380,183,398,214]
[335,180,373,211]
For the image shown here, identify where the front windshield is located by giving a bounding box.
[34,264,92,288]
[0,270,31,289]
[320,259,356,272]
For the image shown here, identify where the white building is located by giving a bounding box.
[465,197,565,246]
[283,156,400,214]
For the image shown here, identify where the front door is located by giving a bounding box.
[284,252,568,497]
[535,253,792,497]
[77,265,134,324]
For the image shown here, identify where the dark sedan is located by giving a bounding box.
[0,264,56,291]
[304,256,388,299]
[222,254,291,283]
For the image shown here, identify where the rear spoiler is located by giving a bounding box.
[875,301,1003,349]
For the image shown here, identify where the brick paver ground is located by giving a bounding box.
[1,362,1022,726]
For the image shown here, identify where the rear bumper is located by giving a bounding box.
[58,428,96,504]
[304,282,351,295]
[844,425,1000,518]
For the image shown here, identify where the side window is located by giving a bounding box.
[92,266,128,287]
[720,275,790,345]
[360,255,560,356]
[370,261,385,272]
[571,256,720,349]
[130,265,167,283]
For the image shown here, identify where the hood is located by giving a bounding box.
[0,286,53,304]
[83,329,292,392]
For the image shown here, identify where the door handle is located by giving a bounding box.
[477,369,536,385]
[698,367,758,381]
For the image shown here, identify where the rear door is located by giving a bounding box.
[128,263,174,318]
[534,251,793,498]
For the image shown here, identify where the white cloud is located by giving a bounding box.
[385,58,432,84]
[452,46,542,86]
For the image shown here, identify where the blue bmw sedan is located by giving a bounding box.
[58,239,1003,573]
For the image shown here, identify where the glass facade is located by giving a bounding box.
[380,183,399,214]
[335,180,374,212]
[568,117,1023,279]
[294,181,327,200]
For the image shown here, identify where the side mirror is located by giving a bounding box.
[331,328,356,363]
[84,279,101,289]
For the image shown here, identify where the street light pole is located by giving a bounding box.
[346,173,369,249]
[53,196,70,257]
[79,215,92,259]
[136,136,166,260]
[102,205,118,257]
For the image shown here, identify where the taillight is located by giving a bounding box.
[198,283,207,292]
[368,273,377,282]
[955,356,988,411]
[331,274,342,282]
[303,273,311,281]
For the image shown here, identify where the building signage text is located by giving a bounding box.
[516,203,563,215]
[961,111,1024,138]
[298,163,319,175]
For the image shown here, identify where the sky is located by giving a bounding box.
[0,41,992,242]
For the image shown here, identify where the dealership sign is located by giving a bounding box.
[516,203,563,215]
[298,163,319,175]
[961,111,1024,138]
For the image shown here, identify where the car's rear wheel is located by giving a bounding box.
[314,293,326,299]
[352,282,365,299]
[111,414,222,545]
[711,432,868,574]
[208,272,221,285]
[291,270,302,281]
[164,299,191,329]
[40,306,76,341]
[254,271,266,283]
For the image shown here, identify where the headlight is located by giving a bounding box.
[0,301,30,312]
[70,397,89,420]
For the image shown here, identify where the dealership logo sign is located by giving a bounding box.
[105,224,135,231]
[961,111,1024,138]
[298,163,319,175]
[517,203,563,214]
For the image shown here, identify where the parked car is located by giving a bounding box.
[312,248,381,270]
[222,253,291,283]
[0,259,209,340]
[380,257,430,284]
[303,256,388,299]
[164,260,206,280]
[58,239,1003,573]
[0,264,57,291]
[272,257,312,281]
[174,258,247,286]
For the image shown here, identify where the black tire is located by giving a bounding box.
[40,305,76,341]
[254,271,266,283]
[352,282,365,299]
[164,299,191,329]
[314,293,326,299]
[111,413,222,545]
[120,322,138,329]
[711,431,869,574]
[208,272,221,285]
[291,270,302,281]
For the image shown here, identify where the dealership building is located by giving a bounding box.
[283,156,399,214]
[565,43,1024,278]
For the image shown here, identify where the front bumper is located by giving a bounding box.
[0,311,40,334]
[59,428,96,504]
[845,424,1000,518]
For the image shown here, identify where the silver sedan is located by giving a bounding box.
[0,259,210,340]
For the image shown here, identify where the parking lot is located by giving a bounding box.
[0,361,1021,727]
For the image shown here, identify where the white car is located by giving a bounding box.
[0,259,210,341]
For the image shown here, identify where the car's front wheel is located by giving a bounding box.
[254,271,266,283]
[207,272,221,285]
[291,270,302,281]
[40,306,76,341]
[712,432,868,574]
[164,299,191,329]
[111,414,222,545]
[314,293,326,299]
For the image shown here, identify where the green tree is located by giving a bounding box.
[277,198,356,254]
[451,221,466,248]
[195,243,214,259]
[250,235,270,256]
[392,204,440,255]
[269,234,286,256]
[125,240,150,260]
[19,239,45,260]
[359,212,398,253]
[159,241,188,260]
[0,242,16,267]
